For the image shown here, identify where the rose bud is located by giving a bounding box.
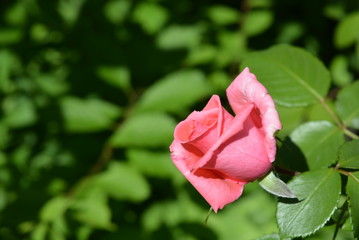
[169,67,282,212]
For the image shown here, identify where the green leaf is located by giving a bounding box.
[71,186,115,230]
[97,66,131,92]
[0,28,22,45]
[185,45,217,66]
[142,191,205,232]
[31,223,48,240]
[156,25,204,50]
[306,100,336,123]
[335,81,359,129]
[40,196,68,222]
[58,0,86,26]
[259,171,296,198]
[132,2,168,34]
[276,22,304,43]
[330,55,353,87]
[277,169,341,238]
[126,149,180,179]
[60,96,122,133]
[290,121,344,170]
[103,0,131,24]
[338,140,359,169]
[209,190,278,239]
[243,10,273,36]
[134,70,211,113]
[3,95,37,128]
[216,31,247,67]
[4,1,27,26]
[257,234,281,240]
[35,74,69,96]
[111,113,176,147]
[94,162,150,202]
[208,71,232,92]
[0,50,19,92]
[207,5,239,25]
[334,11,359,48]
[347,172,359,238]
[241,45,331,107]
[276,105,306,137]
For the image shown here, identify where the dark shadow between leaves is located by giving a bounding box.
[278,196,301,204]
[276,136,308,173]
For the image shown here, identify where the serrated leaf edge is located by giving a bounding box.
[348,199,357,238]
[347,174,359,238]
[278,170,341,238]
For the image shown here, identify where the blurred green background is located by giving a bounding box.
[0,0,358,239]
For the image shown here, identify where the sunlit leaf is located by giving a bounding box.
[4,1,27,25]
[276,22,304,43]
[60,96,122,133]
[58,0,86,26]
[208,71,232,92]
[35,74,69,96]
[31,223,48,240]
[338,140,359,169]
[347,172,359,238]
[216,31,246,67]
[257,234,281,240]
[2,95,37,128]
[259,171,296,198]
[97,66,131,92]
[306,100,335,123]
[132,2,168,34]
[334,11,359,48]
[290,121,344,170]
[335,81,359,129]
[277,169,341,238]
[94,162,150,202]
[71,186,115,230]
[134,69,211,113]
[209,190,278,239]
[330,55,353,87]
[241,45,331,107]
[243,10,273,36]
[104,0,131,24]
[30,23,49,43]
[111,113,176,147]
[127,148,180,179]
[157,25,204,50]
[142,191,205,231]
[185,45,217,66]
[207,5,239,25]
[40,196,68,222]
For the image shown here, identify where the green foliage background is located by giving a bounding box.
[0,0,359,239]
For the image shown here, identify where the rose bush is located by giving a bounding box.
[170,68,282,212]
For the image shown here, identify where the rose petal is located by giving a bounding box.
[203,112,272,181]
[226,67,282,162]
[192,103,254,170]
[170,141,245,212]
[174,95,233,156]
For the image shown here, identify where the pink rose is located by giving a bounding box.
[169,68,282,212]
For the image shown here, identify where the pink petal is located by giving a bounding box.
[174,95,233,161]
[192,103,254,170]
[203,112,271,181]
[226,67,281,162]
[170,140,245,212]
